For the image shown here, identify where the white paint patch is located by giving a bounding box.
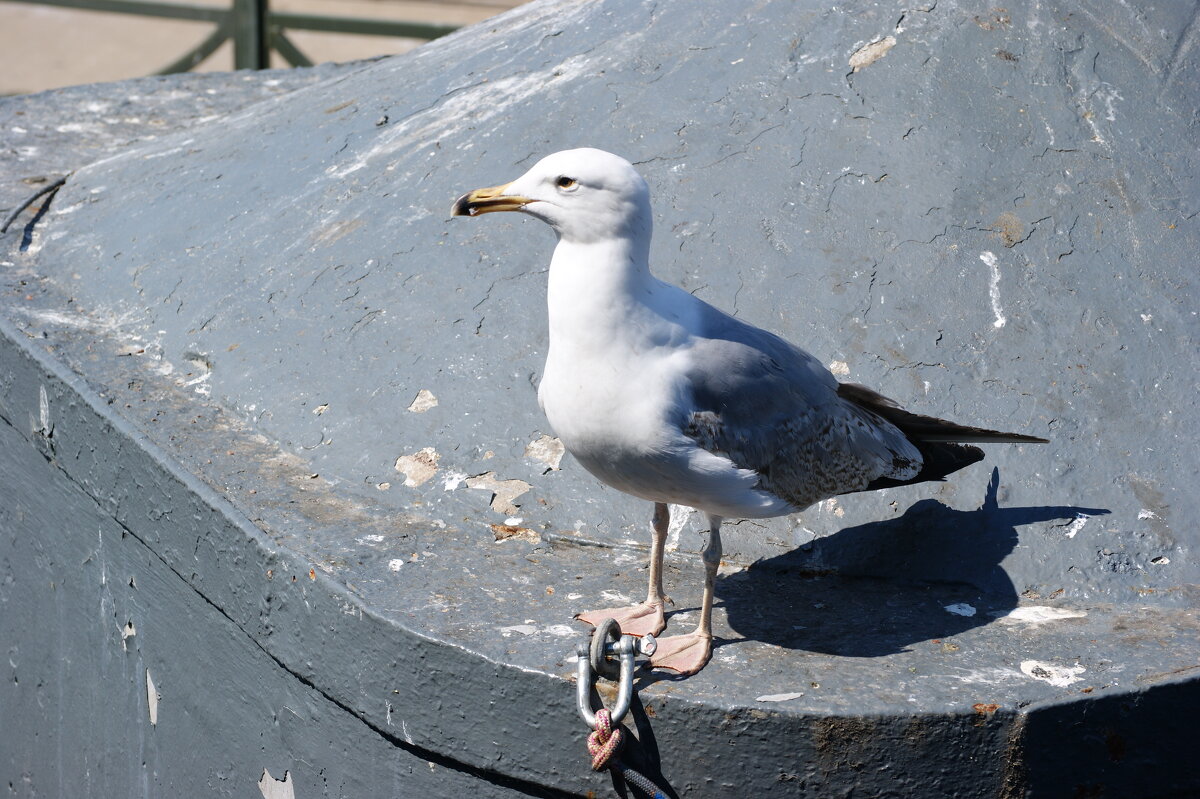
[979,251,1006,328]
[1063,514,1090,538]
[1020,659,1085,687]
[756,691,805,702]
[995,606,1087,624]
[828,360,850,377]
[358,534,385,544]
[257,769,296,799]
[944,603,977,617]
[1137,509,1158,520]
[146,669,159,726]
[407,389,438,413]
[545,624,577,637]
[499,624,538,637]
[443,471,468,491]
[387,559,405,572]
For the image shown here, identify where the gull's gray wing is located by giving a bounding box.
[678,302,923,510]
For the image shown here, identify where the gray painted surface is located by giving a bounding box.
[2,0,1198,796]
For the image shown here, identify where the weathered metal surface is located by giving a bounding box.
[2,0,1198,796]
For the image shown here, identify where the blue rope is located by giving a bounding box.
[613,759,668,799]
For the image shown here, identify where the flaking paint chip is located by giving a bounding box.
[466,472,531,515]
[849,36,896,71]
[395,447,440,486]
[258,769,296,799]
[146,669,159,726]
[524,434,565,471]
[407,389,438,413]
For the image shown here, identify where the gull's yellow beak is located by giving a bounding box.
[450,183,533,217]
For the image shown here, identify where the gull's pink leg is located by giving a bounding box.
[576,503,671,637]
[650,514,722,675]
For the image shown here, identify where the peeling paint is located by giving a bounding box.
[1020,660,1085,687]
[465,472,530,515]
[524,434,565,471]
[849,36,897,71]
[257,769,296,799]
[394,447,439,486]
[407,389,438,413]
[120,619,136,651]
[828,360,850,377]
[490,523,540,543]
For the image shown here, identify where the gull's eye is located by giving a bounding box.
[555,176,578,190]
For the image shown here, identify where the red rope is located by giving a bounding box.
[587,708,624,771]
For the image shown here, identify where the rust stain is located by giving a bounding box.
[992,212,1024,247]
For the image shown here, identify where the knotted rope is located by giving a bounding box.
[587,708,624,771]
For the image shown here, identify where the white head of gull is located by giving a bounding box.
[452,148,1046,674]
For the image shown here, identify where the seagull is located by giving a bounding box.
[451,148,1047,675]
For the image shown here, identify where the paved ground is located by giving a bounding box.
[0,0,521,96]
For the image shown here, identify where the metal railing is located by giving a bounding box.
[0,0,461,73]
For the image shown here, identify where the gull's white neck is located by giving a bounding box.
[545,235,656,348]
